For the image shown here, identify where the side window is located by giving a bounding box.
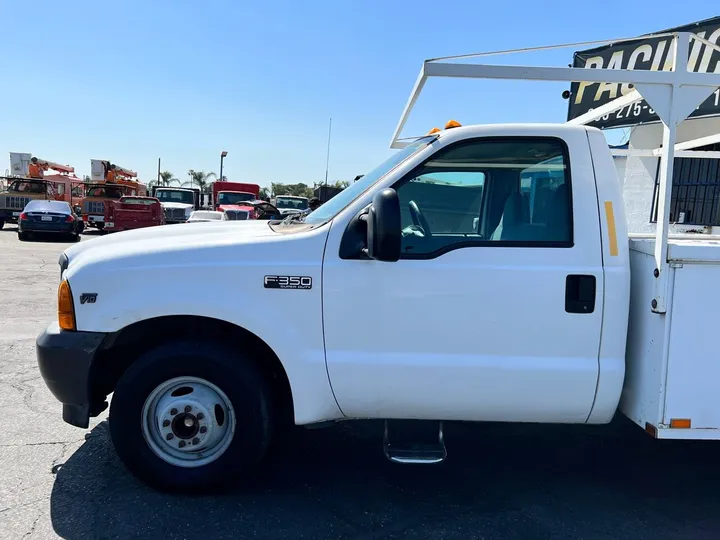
[397,171,485,236]
[394,138,571,257]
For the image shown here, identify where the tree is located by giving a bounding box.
[332,180,350,189]
[159,171,179,186]
[185,170,217,192]
[259,187,270,200]
[271,182,314,199]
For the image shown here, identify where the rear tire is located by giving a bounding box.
[0,219,4,229]
[18,232,28,241]
[109,340,273,492]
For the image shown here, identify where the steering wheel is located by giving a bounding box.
[408,201,432,236]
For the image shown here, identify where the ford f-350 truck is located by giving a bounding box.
[36,32,720,492]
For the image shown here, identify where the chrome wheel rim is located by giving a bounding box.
[141,376,236,468]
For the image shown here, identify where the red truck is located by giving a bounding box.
[212,181,260,211]
[104,196,165,233]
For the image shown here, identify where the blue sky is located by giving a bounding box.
[2,1,717,189]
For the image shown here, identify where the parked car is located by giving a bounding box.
[187,210,226,223]
[17,199,83,241]
[104,196,165,233]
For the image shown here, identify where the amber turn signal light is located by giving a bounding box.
[58,280,76,331]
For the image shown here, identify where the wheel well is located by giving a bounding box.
[90,315,294,426]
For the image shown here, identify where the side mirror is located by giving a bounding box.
[367,188,401,262]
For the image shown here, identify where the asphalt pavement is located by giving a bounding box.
[1,225,719,540]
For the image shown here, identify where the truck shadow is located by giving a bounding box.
[50,418,720,540]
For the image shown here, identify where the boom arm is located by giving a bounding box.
[36,158,75,174]
[111,164,137,178]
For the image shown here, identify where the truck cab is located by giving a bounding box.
[212,181,260,211]
[153,187,199,224]
[36,123,628,491]
[274,195,309,216]
[215,191,256,212]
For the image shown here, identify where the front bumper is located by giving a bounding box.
[36,323,108,428]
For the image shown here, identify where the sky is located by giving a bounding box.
[2,1,718,190]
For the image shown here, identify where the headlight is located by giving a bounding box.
[58,280,76,331]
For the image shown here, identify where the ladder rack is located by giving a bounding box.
[391,31,720,315]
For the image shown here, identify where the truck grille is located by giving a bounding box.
[0,195,33,210]
[224,209,249,220]
[84,201,105,215]
[164,208,186,221]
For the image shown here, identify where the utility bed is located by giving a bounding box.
[104,196,165,233]
[622,235,720,439]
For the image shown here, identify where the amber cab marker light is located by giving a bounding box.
[427,127,441,135]
[670,418,691,429]
[58,280,76,331]
[445,119,462,129]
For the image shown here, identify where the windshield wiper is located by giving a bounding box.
[280,213,306,225]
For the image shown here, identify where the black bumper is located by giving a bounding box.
[36,324,108,428]
[19,222,75,234]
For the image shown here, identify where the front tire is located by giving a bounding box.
[109,341,273,492]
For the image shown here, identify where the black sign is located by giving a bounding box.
[567,17,720,129]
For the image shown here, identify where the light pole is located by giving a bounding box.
[220,151,228,182]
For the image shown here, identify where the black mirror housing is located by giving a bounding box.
[367,188,401,262]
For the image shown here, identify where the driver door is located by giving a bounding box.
[322,136,603,423]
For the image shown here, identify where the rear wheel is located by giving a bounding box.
[109,340,273,492]
[18,232,28,241]
[0,219,4,229]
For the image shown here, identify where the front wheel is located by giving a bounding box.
[109,341,273,492]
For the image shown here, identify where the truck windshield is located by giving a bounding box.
[155,190,194,205]
[302,136,435,226]
[8,180,48,194]
[86,186,124,198]
[218,192,254,205]
[275,197,308,210]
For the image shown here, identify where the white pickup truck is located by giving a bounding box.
[36,32,720,492]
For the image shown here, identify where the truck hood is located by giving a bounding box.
[63,220,276,271]
[160,202,194,210]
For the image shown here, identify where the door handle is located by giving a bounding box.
[565,275,596,314]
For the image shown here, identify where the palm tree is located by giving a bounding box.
[160,171,179,186]
[184,170,217,192]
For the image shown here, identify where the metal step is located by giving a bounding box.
[383,420,447,464]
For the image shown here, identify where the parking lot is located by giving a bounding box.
[0,226,719,540]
